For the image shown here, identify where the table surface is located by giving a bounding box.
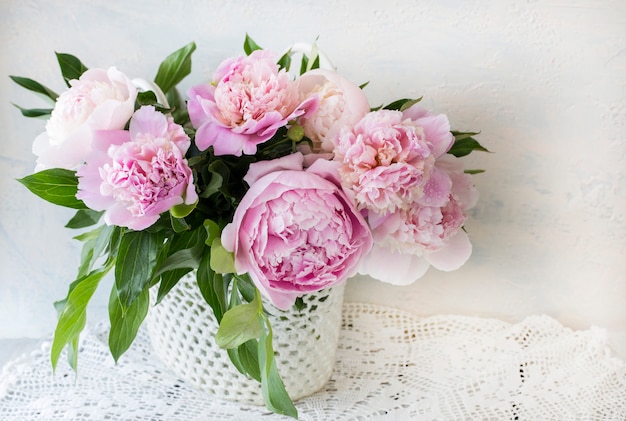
[1,304,625,420]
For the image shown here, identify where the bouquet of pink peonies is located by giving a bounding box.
[12,35,487,417]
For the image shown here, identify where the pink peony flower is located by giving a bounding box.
[360,154,478,285]
[221,153,373,310]
[76,106,197,230]
[32,67,137,171]
[187,50,318,156]
[334,109,427,213]
[296,68,370,152]
[334,105,455,214]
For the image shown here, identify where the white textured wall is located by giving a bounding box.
[1,0,625,357]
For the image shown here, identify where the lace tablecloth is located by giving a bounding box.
[1,303,625,420]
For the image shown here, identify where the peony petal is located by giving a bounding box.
[194,121,246,155]
[417,114,454,158]
[358,244,430,285]
[244,153,304,186]
[401,104,430,121]
[417,165,452,207]
[426,230,472,271]
[128,106,168,139]
[305,158,343,188]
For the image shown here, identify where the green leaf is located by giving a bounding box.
[65,209,103,229]
[108,283,150,362]
[51,261,113,371]
[243,34,262,55]
[153,227,207,302]
[17,169,87,209]
[55,52,88,86]
[227,339,261,382]
[136,90,159,106]
[154,42,196,95]
[383,97,422,111]
[75,224,116,279]
[199,169,223,198]
[170,200,197,219]
[299,55,309,75]
[210,237,236,274]
[277,49,292,71]
[216,300,263,349]
[12,103,53,118]
[452,130,481,141]
[153,228,206,276]
[115,230,163,311]
[464,169,485,175]
[399,97,423,111]
[258,314,297,418]
[67,337,79,371]
[169,213,190,233]
[448,135,490,158]
[203,219,221,245]
[197,252,230,323]
[165,87,189,125]
[9,75,58,102]
[233,273,257,304]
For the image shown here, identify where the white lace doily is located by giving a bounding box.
[1,303,625,420]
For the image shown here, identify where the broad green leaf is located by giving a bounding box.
[277,49,292,71]
[452,130,481,141]
[243,34,262,55]
[170,200,197,218]
[383,97,422,111]
[399,97,423,111]
[216,301,262,349]
[136,90,159,106]
[170,213,190,233]
[210,237,236,274]
[197,252,229,322]
[115,230,163,311]
[55,52,88,86]
[17,169,87,209]
[11,103,53,118]
[153,227,207,302]
[67,336,79,372]
[154,42,196,95]
[65,209,103,229]
[157,268,191,301]
[165,88,188,125]
[9,75,59,102]
[299,55,309,75]
[74,224,116,279]
[51,261,113,371]
[448,136,490,158]
[258,314,297,418]
[108,284,150,362]
[234,273,257,304]
[199,170,223,198]
[203,219,221,245]
[227,339,261,382]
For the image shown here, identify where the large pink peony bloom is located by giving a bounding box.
[360,154,478,285]
[32,67,137,171]
[76,106,197,230]
[221,153,373,310]
[296,68,370,152]
[187,50,318,156]
[334,104,454,214]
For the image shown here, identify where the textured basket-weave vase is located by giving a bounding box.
[145,274,345,405]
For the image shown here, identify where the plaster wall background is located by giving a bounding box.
[1,0,624,357]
